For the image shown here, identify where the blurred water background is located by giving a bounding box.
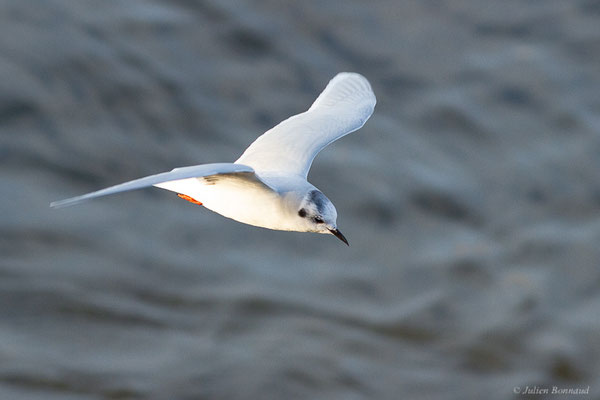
[1,1,600,399]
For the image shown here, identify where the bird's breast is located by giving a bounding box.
[201,185,291,230]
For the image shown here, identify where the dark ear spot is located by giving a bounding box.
[309,190,326,213]
[298,208,307,218]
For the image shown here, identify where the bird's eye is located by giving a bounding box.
[313,216,324,224]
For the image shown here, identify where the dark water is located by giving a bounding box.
[2,1,600,399]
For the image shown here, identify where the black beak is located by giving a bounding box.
[329,228,349,246]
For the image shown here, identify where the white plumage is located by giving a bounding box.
[51,72,376,245]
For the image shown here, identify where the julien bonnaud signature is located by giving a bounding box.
[513,385,590,395]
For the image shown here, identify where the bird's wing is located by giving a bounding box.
[50,163,260,208]
[235,72,376,178]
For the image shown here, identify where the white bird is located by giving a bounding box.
[51,72,376,245]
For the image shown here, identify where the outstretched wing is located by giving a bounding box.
[235,72,376,178]
[50,163,257,208]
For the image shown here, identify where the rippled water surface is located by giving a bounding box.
[2,1,600,399]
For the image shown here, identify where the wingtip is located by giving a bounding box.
[309,72,375,112]
[335,71,364,79]
[49,197,81,209]
[331,71,370,85]
[49,200,68,209]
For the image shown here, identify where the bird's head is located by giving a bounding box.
[297,189,348,245]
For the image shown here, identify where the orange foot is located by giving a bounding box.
[177,193,203,205]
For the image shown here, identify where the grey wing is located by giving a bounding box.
[235,72,376,178]
[50,163,256,208]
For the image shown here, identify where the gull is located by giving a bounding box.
[51,72,376,245]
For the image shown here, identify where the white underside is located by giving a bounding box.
[153,176,301,231]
